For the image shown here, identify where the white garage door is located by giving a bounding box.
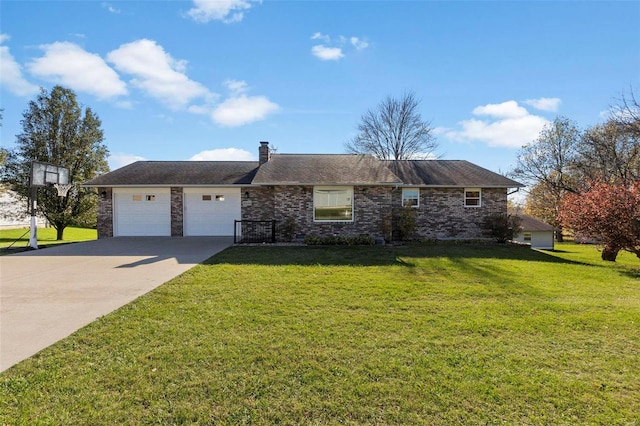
[114,188,171,236]
[184,188,240,236]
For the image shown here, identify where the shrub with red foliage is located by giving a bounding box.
[559,181,640,261]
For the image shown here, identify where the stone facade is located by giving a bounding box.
[242,185,507,241]
[409,187,507,239]
[96,185,507,241]
[171,187,183,237]
[96,187,113,238]
[241,186,390,241]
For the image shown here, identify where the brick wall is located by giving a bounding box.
[96,187,113,238]
[243,185,507,241]
[407,187,507,239]
[96,184,508,241]
[171,187,183,237]
[243,185,393,241]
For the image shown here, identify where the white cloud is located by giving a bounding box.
[311,45,344,61]
[446,101,549,148]
[524,97,561,112]
[223,79,248,94]
[212,94,279,126]
[472,100,529,119]
[101,2,121,14]
[311,32,330,43]
[350,37,369,50]
[187,0,259,23]
[310,32,368,61]
[432,126,451,136]
[27,41,127,99]
[189,148,255,161]
[0,35,39,96]
[108,153,146,170]
[107,39,214,109]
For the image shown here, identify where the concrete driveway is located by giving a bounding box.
[0,237,232,372]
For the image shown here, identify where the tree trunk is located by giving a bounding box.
[555,230,564,242]
[601,245,619,262]
[56,225,65,241]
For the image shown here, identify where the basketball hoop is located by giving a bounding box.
[53,183,73,197]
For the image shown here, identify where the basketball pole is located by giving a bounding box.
[28,186,38,249]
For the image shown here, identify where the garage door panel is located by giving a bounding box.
[184,188,240,236]
[114,189,171,236]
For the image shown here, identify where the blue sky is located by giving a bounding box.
[1,1,639,175]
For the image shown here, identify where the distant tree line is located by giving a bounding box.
[511,89,640,261]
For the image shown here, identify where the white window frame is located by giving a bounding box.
[313,186,354,222]
[464,188,481,208]
[402,188,420,208]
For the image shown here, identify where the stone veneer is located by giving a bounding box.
[406,187,507,239]
[96,187,113,238]
[96,185,507,241]
[243,186,506,241]
[171,187,183,237]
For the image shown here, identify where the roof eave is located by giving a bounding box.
[82,183,254,188]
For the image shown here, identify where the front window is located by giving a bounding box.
[464,188,481,207]
[402,188,420,207]
[314,186,353,221]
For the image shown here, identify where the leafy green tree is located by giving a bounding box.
[5,86,109,240]
[0,109,7,170]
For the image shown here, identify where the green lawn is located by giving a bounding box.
[1,243,638,424]
[0,226,97,250]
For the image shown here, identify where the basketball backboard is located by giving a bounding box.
[30,161,69,187]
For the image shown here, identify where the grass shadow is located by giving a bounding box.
[204,243,592,268]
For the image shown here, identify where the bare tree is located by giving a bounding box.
[510,117,581,241]
[576,119,639,185]
[611,88,640,138]
[345,92,437,160]
[511,116,581,192]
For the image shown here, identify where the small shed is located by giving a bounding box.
[513,214,556,250]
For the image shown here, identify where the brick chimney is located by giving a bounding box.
[259,141,270,165]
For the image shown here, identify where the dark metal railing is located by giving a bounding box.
[234,220,276,244]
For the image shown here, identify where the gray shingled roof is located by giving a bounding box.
[518,214,557,232]
[84,156,523,188]
[84,161,259,186]
[387,160,523,187]
[252,154,403,185]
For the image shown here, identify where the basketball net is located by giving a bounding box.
[53,183,73,197]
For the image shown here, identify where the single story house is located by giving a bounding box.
[84,142,523,241]
[513,214,557,250]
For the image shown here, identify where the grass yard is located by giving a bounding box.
[0,226,97,250]
[1,243,639,424]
